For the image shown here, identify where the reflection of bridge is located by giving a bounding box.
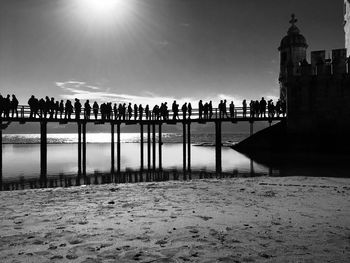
[0,105,285,188]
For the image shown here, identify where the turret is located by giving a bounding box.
[278,14,308,100]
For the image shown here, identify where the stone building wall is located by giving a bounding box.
[345,0,350,54]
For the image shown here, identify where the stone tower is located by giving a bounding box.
[278,14,308,100]
[345,0,350,54]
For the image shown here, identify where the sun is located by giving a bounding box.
[74,0,133,25]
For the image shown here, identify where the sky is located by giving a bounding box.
[0,0,345,107]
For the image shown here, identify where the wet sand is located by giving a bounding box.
[0,177,349,262]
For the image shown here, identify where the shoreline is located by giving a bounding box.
[0,176,349,262]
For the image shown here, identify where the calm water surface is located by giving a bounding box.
[2,133,267,180]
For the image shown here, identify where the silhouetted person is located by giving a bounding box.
[107,103,112,120]
[134,104,138,120]
[229,101,235,119]
[11,95,19,118]
[93,101,99,120]
[218,100,224,118]
[3,95,11,118]
[259,97,267,118]
[172,100,179,120]
[204,102,209,119]
[139,104,143,120]
[242,99,247,118]
[122,103,126,120]
[65,100,73,119]
[188,103,192,119]
[74,98,82,120]
[249,100,254,118]
[38,98,45,118]
[59,100,64,119]
[127,103,132,120]
[84,100,91,120]
[100,103,106,120]
[153,105,160,120]
[199,100,203,119]
[181,103,187,120]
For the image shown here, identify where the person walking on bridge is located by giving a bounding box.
[65,100,73,120]
[59,100,64,119]
[181,103,187,120]
[259,97,267,118]
[127,103,132,120]
[229,101,235,119]
[199,100,203,119]
[188,103,192,119]
[74,98,82,120]
[172,100,179,120]
[84,100,91,120]
[93,101,99,120]
[11,95,19,118]
[242,99,247,118]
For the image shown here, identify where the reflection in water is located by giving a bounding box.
[1,142,272,190]
[2,143,267,179]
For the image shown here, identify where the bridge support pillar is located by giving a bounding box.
[152,123,156,170]
[40,121,47,178]
[117,123,121,180]
[215,121,222,174]
[140,124,144,172]
[82,122,86,177]
[111,123,115,180]
[159,123,162,171]
[183,122,186,178]
[78,122,81,177]
[187,122,191,176]
[147,124,151,171]
[250,121,254,136]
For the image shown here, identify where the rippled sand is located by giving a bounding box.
[0,177,349,262]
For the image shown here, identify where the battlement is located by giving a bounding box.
[284,48,350,77]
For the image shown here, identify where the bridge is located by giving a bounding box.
[0,104,286,188]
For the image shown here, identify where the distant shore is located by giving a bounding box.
[0,176,349,262]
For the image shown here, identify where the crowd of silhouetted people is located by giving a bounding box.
[0,94,286,121]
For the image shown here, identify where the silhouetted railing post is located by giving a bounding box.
[82,122,86,177]
[147,124,151,171]
[187,122,191,176]
[159,123,162,171]
[140,124,144,172]
[111,123,115,179]
[152,123,156,170]
[78,122,82,177]
[215,121,222,174]
[40,121,47,178]
[183,122,186,178]
[117,123,121,179]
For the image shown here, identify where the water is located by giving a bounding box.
[2,133,268,181]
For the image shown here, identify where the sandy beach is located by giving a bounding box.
[0,176,349,262]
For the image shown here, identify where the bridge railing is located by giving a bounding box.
[0,105,285,122]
